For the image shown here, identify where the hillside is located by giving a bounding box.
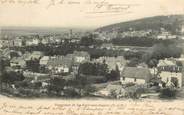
[96,15,184,33]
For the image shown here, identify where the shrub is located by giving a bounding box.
[159,88,177,99]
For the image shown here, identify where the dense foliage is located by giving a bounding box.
[111,37,173,47]
[78,62,109,76]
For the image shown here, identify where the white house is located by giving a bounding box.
[39,56,50,66]
[157,59,176,67]
[10,57,26,68]
[158,66,183,88]
[157,31,176,40]
[41,38,49,44]
[26,38,40,46]
[120,67,152,85]
[46,56,73,74]
[72,51,90,64]
[13,38,23,47]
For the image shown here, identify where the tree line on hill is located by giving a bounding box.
[111,37,175,47]
[124,43,182,67]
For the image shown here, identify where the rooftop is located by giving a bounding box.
[121,67,151,79]
[158,59,176,67]
[47,56,73,67]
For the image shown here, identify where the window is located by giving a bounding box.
[134,78,137,82]
[166,77,169,82]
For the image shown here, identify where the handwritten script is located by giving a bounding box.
[0,99,184,115]
[0,0,39,5]
[0,0,139,15]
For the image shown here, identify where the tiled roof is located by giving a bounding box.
[158,59,176,67]
[73,51,90,57]
[121,67,151,79]
[47,56,73,67]
[40,56,49,61]
[10,57,25,63]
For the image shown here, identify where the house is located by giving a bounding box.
[176,54,184,66]
[30,51,43,59]
[157,58,176,67]
[1,48,22,59]
[23,70,50,84]
[41,38,49,44]
[177,54,184,61]
[39,56,50,66]
[72,51,90,64]
[26,38,40,46]
[2,48,11,59]
[0,39,13,47]
[48,37,56,44]
[10,57,26,68]
[46,56,73,74]
[55,37,61,44]
[100,43,115,50]
[120,67,152,85]
[95,56,127,71]
[70,39,80,43]
[158,66,183,88]
[157,31,176,40]
[157,58,184,88]
[13,37,23,47]
[68,51,90,72]
[24,51,44,61]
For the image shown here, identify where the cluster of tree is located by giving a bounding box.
[23,81,42,89]
[98,15,183,34]
[26,59,40,72]
[123,51,144,67]
[142,43,182,67]
[0,58,10,70]
[47,76,95,97]
[111,37,173,47]
[78,62,109,76]
[84,48,120,59]
[47,77,66,96]
[13,36,105,57]
[78,62,121,83]
[106,66,120,81]
[151,43,182,59]
[124,51,143,60]
[1,71,25,85]
[120,42,182,69]
[12,42,80,56]
[79,34,102,46]
[159,87,177,99]
[126,58,141,67]
[10,51,20,58]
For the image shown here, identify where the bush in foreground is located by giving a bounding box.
[159,87,177,99]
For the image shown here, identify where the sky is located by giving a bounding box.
[0,0,184,29]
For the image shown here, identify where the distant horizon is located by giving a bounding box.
[1,14,184,31]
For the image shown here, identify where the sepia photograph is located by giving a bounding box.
[0,0,184,114]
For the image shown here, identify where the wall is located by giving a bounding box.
[120,77,146,85]
[160,71,182,88]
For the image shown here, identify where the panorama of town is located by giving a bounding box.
[1,15,184,99]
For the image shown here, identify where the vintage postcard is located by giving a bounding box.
[0,0,184,115]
